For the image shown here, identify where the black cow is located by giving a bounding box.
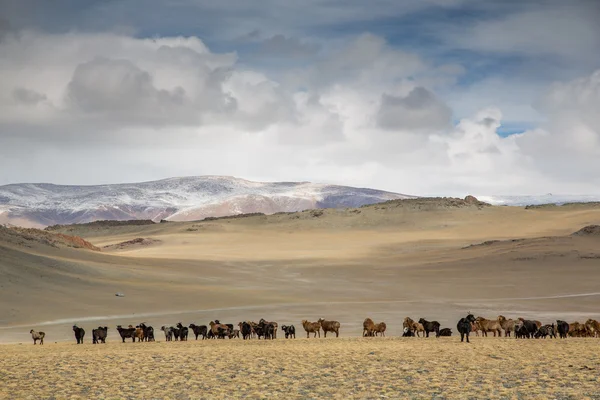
[402,327,415,337]
[116,325,136,342]
[239,322,252,340]
[73,325,85,344]
[281,325,296,339]
[172,325,182,341]
[176,323,189,341]
[535,324,556,339]
[457,314,477,343]
[140,323,155,342]
[93,326,108,344]
[515,319,537,338]
[556,320,569,339]
[438,328,452,337]
[418,318,441,338]
[189,324,208,340]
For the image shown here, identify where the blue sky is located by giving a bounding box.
[0,0,599,195]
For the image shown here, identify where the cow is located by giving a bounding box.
[139,323,154,342]
[475,317,502,337]
[134,326,145,342]
[556,320,569,339]
[30,330,45,345]
[73,325,85,344]
[239,322,252,340]
[259,319,278,339]
[514,319,537,338]
[161,326,174,341]
[403,317,425,337]
[92,326,108,344]
[497,316,515,337]
[585,319,600,338]
[568,322,586,337]
[301,320,321,338]
[281,325,296,339]
[402,327,415,337]
[116,325,136,342]
[209,321,230,339]
[363,318,376,337]
[418,318,440,338]
[535,324,556,339]
[189,324,208,340]
[176,323,189,341]
[438,328,452,337]
[318,318,340,338]
[471,321,481,337]
[457,314,476,343]
[373,322,387,337]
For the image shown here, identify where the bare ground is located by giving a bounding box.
[2,338,599,399]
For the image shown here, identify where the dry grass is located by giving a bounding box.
[2,338,600,399]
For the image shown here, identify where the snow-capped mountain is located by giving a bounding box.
[475,194,600,206]
[0,176,414,228]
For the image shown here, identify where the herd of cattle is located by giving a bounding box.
[27,315,600,345]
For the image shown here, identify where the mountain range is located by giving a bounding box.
[0,176,413,228]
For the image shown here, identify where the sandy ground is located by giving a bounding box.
[1,202,599,337]
[2,338,600,399]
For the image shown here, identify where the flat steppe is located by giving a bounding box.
[1,198,600,398]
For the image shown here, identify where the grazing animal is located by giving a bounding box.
[134,326,145,342]
[403,317,425,337]
[535,324,557,339]
[457,314,477,343]
[209,321,230,339]
[116,325,136,342]
[259,319,278,340]
[161,326,174,341]
[438,328,452,337]
[189,324,208,340]
[585,319,600,338]
[471,321,481,337]
[73,325,85,344]
[402,327,415,337]
[318,318,340,338]
[301,320,321,338]
[281,325,296,339]
[514,319,537,338]
[373,322,387,337]
[568,322,586,337]
[556,320,569,339]
[139,323,154,342]
[497,316,515,337]
[475,317,502,337]
[92,326,108,344]
[239,322,252,340]
[418,318,440,338]
[363,318,376,337]
[30,330,45,345]
[176,323,189,341]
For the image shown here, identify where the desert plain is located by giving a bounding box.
[1,198,600,399]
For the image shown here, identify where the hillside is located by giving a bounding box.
[0,176,412,228]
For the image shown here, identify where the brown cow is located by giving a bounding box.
[318,318,340,338]
[209,321,231,339]
[373,322,387,337]
[363,318,376,337]
[302,320,321,338]
[475,317,502,337]
[471,321,481,337]
[568,322,586,337]
[403,317,425,337]
[134,326,145,342]
[497,315,516,337]
[585,319,600,338]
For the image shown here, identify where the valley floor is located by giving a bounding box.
[1,337,599,399]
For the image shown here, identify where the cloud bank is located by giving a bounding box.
[0,1,599,196]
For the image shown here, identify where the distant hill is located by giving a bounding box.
[0,176,414,228]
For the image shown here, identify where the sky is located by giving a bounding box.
[0,0,599,196]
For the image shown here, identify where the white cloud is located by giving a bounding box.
[0,27,599,198]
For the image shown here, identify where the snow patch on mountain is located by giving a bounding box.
[0,176,413,227]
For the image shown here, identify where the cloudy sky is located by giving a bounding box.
[1,0,599,196]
